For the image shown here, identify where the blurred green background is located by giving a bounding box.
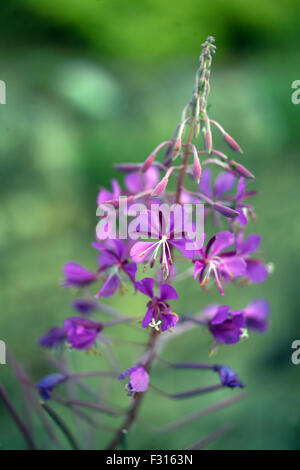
[1,0,300,450]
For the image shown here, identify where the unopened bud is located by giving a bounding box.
[224,132,243,153]
[213,202,239,218]
[229,160,254,179]
[151,176,169,196]
[141,152,156,173]
[191,144,201,183]
[172,138,182,159]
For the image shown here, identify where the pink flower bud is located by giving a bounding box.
[205,128,212,153]
[151,176,169,196]
[141,152,156,173]
[191,145,202,183]
[224,133,243,153]
[172,138,182,159]
[229,160,254,179]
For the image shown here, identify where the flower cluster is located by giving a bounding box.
[34,37,270,450]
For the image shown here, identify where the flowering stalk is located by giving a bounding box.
[16,37,272,451]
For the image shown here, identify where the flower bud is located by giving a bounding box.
[114,163,141,172]
[141,152,156,173]
[191,144,201,183]
[229,160,254,179]
[224,132,243,153]
[172,138,182,159]
[151,176,169,196]
[213,202,239,218]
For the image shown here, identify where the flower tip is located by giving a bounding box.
[151,176,168,196]
[224,132,243,153]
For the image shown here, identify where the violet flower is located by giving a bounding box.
[214,365,244,388]
[193,231,246,295]
[63,317,103,350]
[118,365,149,395]
[199,168,238,222]
[63,262,98,288]
[130,209,197,280]
[92,239,137,297]
[124,167,160,194]
[236,232,268,283]
[71,298,98,314]
[39,327,66,348]
[208,305,246,345]
[232,177,257,226]
[97,179,121,206]
[37,373,67,400]
[244,299,270,332]
[135,277,179,332]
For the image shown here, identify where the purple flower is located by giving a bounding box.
[214,365,244,388]
[236,232,268,283]
[39,327,66,348]
[72,298,98,314]
[231,178,257,226]
[244,299,270,332]
[92,239,137,297]
[97,179,121,206]
[63,317,103,350]
[135,277,179,332]
[208,305,246,344]
[118,365,149,394]
[199,169,238,222]
[63,262,98,288]
[193,231,246,295]
[37,373,67,400]
[130,208,197,280]
[124,167,160,194]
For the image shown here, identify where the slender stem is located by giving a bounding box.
[105,329,159,450]
[41,402,80,450]
[175,120,194,204]
[0,382,36,450]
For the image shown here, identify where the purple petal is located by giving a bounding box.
[209,231,234,256]
[241,234,261,255]
[96,274,119,298]
[129,367,149,392]
[210,305,231,325]
[159,284,178,301]
[142,307,153,328]
[213,172,235,197]
[97,188,113,206]
[160,312,179,332]
[130,241,157,263]
[63,262,97,287]
[125,172,144,193]
[199,169,213,198]
[135,277,154,298]
[169,238,197,259]
[123,262,137,283]
[221,257,246,278]
[246,260,268,283]
[245,299,270,332]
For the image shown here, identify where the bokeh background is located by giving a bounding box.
[1,0,300,450]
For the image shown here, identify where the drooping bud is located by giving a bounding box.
[151,176,169,196]
[191,144,202,183]
[202,114,212,154]
[141,141,171,173]
[213,202,239,218]
[224,132,243,153]
[172,137,182,159]
[141,152,156,173]
[229,160,254,179]
[114,163,141,172]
